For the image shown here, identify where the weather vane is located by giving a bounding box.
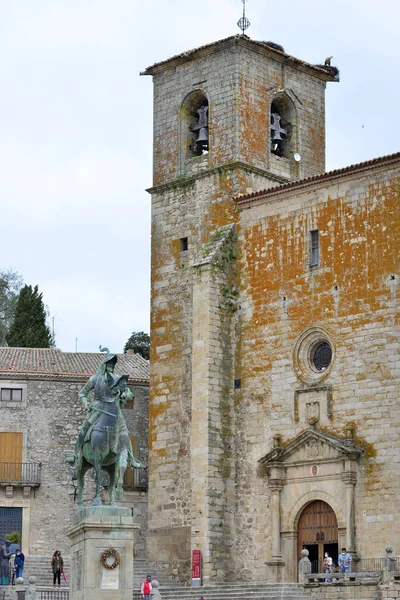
[237,0,250,35]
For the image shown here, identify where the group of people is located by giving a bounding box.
[323,547,353,582]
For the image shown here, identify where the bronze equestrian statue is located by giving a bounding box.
[67,349,142,507]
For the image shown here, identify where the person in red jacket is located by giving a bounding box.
[141,574,152,600]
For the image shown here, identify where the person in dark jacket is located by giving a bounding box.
[52,551,64,588]
[14,550,25,579]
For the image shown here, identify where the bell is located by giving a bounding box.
[196,127,209,144]
[195,127,209,154]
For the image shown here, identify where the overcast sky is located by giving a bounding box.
[1,0,399,353]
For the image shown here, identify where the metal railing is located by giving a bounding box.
[309,557,400,574]
[0,462,41,486]
[38,592,69,600]
[123,467,148,490]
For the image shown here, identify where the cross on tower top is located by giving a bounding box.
[237,0,250,35]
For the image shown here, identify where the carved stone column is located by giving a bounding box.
[270,483,283,559]
[265,465,285,582]
[342,470,357,554]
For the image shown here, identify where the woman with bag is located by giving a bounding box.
[51,551,64,588]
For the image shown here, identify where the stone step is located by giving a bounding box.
[23,556,71,588]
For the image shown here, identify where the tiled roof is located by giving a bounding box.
[0,348,149,382]
[235,151,400,207]
[142,35,338,82]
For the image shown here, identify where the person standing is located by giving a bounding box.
[14,549,25,579]
[0,540,12,585]
[9,553,16,586]
[323,552,332,582]
[141,574,152,600]
[338,548,352,573]
[52,551,64,588]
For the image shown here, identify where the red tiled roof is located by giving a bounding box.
[235,151,400,207]
[0,348,149,382]
[142,35,338,82]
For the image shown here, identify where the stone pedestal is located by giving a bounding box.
[67,507,139,600]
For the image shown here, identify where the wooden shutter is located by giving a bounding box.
[0,433,23,481]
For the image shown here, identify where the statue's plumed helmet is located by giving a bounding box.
[99,345,117,369]
[103,354,117,368]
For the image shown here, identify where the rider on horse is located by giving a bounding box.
[67,351,139,467]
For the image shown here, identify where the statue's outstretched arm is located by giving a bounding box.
[78,375,95,410]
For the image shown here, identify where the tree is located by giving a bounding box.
[6,284,52,348]
[124,331,150,360]
[0,269,23,346]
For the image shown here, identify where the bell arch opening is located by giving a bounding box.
[180,90,209,167]
[297,500,338,573]
[270,93,296,159]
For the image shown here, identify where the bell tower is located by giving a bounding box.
[142,35,338,583]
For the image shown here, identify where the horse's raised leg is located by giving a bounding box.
[116,448,128,501]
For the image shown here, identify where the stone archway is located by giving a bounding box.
[297,500,338,571]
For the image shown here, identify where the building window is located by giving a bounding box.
[312,342,332,371]
[180,237,189,252]
[234,378,242,390]
[1,388,22,402]
[310,230,319,266]
[124,396,134,409]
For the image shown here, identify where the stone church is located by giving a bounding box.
[143,34,400,583]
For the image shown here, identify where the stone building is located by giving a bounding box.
[0,347,149,555]
[143,35,400,583]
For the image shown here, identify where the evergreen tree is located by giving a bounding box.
[124,331,150,360]
[0,269,23,346]
[6,285,52,348]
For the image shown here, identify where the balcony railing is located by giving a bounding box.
[123,467,148,490]
[309,557,400,574]
[0,462,41,486]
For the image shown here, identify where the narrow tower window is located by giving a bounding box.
[180,91,209,165]
[270,95,294,158]
[310,230,319,266]
[180,237,189,252]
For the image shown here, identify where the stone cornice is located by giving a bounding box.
[146,161,287,195]
[141,35,338,83]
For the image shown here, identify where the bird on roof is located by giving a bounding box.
[324,56,333,66]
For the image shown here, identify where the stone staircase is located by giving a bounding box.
[132,557,183,591]
[23,555,71,588]
[159,583,310,600]
[22,556,311,600]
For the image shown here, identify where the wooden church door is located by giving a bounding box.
[297,500,338,571]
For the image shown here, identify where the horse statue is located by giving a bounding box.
[67,349,142,507]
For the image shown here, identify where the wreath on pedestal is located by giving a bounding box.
[100,548,120,570]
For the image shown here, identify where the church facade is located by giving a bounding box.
[143,35,400,583]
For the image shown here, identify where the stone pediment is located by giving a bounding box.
[259,428,363,467]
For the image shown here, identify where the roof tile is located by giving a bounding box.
[0,348,149,382]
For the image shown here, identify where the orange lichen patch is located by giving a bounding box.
[171,238,182,267]
[241,177,400,329]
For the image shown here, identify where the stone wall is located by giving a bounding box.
[306,582,379,600]
[235,161,400,573]
[0,375,149,555]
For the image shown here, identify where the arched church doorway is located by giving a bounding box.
[297,500,338,572]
